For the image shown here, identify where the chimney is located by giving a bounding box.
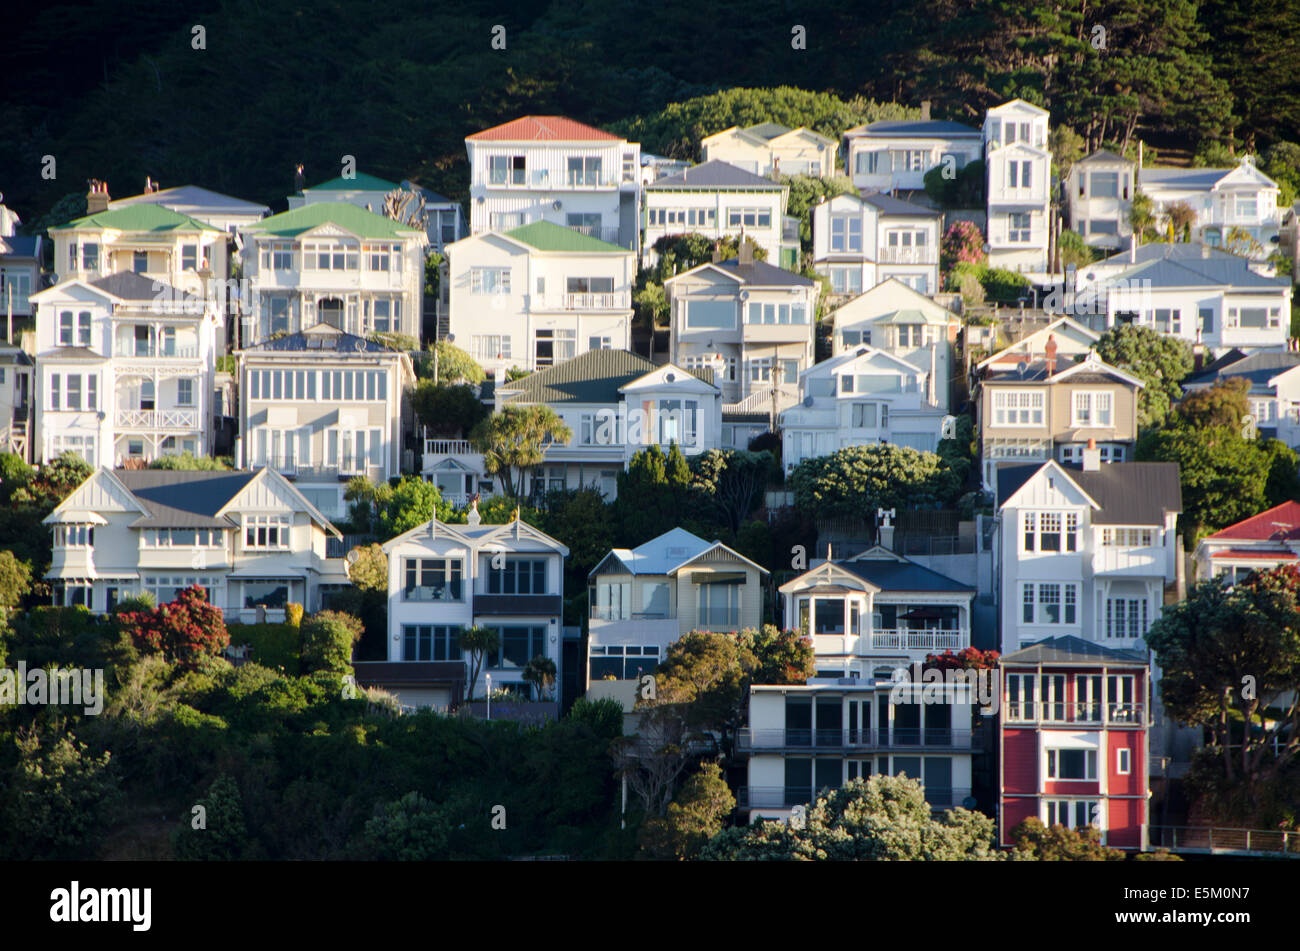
[1044,334,1058,376]
[879,522,895,551]
[86,179,111,215]
[920,100,931,122]
[738,237,754,266]
[1128,233,1136,264]
[1081,438,1101,471]
[294,164,306,194]
[711,240,723,264]
[467,494,482,527]
[1192,343,1205,371]
[1201,244,1211,259]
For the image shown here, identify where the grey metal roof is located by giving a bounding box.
[841,557,974,593]
[1076,149,1130,165]
[1097,242,1241,269]
[853,119,980,137]
[116,469,258,528]
[711,258,815,286]
[997,462,1181,523]
[42,346,109,361]
[650,160,783,189]
[246,324,391,352]
[1183,349,1300,388]
[1108,253,1289,290]
[1138,167,1231,189]
[0,234,41,257]
[86,271,198,302]
[1002,635,1147,666]
[108,185,271,215]
[994,464,1041,507]
[859,192,940,217]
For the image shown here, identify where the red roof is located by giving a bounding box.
[467,116,621,142]
[1210,549,1297,560]
[1205,501,1300,542]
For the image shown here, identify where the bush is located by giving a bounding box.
[301,610,363,676]
[0,452,35,502]
[227,622,301,674]
[980,267,1032,303]
[171,773,250,861]
[285,603,304,628]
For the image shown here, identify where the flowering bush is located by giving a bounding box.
[924,646,1000,670]
[117,585,229,668]
[941,220,986,271]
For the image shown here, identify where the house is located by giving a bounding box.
[811,193,942,298]
[585,527,768,710]
[1065,150,1136,250]
[287,171,466,253]
[1193,500,1300,583]
[1138,157,1281,258]
[443,220,635,376]
[971,316,1100,380]
[239,202,428,346]
[237,322,416,518]
[49,182,230,298]
[107,183,270,239]
[421,349,720,504]
[643,160,799,269]
[828,278,959,404]
[362,504,569,708]
[1178,348,1300,446]
[700,123,837,178]
[995,456,1181,654]
[983,100,1052,273]
[464,115,641,251]
[1069,242,1291,350]
[998,635,1150,849]
[1,231,43,322]
[0,345,33,460]
[843,115,983,195]
[30,271,221,467]
[402,181,468,253]
[639,154,693,186]
[780,345,946,472]
[977,343,1144,488]
[665,250,819,417]
[42,466,346,621]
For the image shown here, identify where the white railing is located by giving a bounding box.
[566,224,622,243]
[879,246,937,265]
[723,387,799,415]
[118,344,199,359]
[424,439,475,456]
[116,408,199,429]
[869,629,967,651]
[554,292,629,310]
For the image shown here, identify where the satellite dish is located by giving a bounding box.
[354,339,365,351]
[739,290,750,300]
[345,550,360,565]
[803,394,815,408]
[1016,360,1029,378]
[552,200,562,211]
[962,796,977,810]
[665,371,675,382]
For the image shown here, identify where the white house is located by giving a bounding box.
[238,322,416,518]
[0,345,33,460]
[465,115,641,251]
[643,160,800,269]
[421,348,722,504]
[984,100,1052,272]
[843,116,983,194]
[239,202,427,346]
[972,316,1100,379]
[364,506,569,708]
[1065,150,1136,250]
[812,193,941,298]
[1180,348,1300,447]
[444,220,634,376]
[700,123,837,178]
[31,271,221,467]
[1193,500,1300,584]
[287,171,467,254]
[43,466,346,621]
[1,231,42,321]
[1138,158,1281,258]
[780,345,946,471]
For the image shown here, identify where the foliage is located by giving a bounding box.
[10,452,93,510]
[116,586,229,669]
[940,221,986,272]
[633,280,669,329]
[690,449,778,534]
[1010,817,1123,861]
[375,476,453,539]
[738,624,817,685]
[171,773,250,860]
[979,267,1031,304]
[346,543,389,592]
[300,610,363,676]
[0,452,35,501]
[362,791,451,860]
[368,331,419,353]
[1178,378,1250,430]
[470,406,573,500]
[1194,139,1236,167]
[638,762,735,860]
[226,622,300,675]
[924,646,1001,670]
[567,697,625,739]
[1262,141,1300,210]
[412,380,488,435]
[936,413,975,491]
[285,602,304,629]
[0,551,33,613]
[522,655,558,700]
[1128,189,1159,243]
[699,775,1000,861]
[788,444,960,521]
[149,452,231,470]
[1048,125,1086,177]
[946,262,987,306]
[417,340,486,385]
[1095,324,1194,428]
[459,626,500,701]
[923,159,985,209]
[1057,229,1101,269]
[781,173,856,250]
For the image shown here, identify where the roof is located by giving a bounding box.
[1096,242,1244,271]
[850,119,980,137]
[1002,635,1147,667]
[498,349,658,404]
[710,258,814,287]
[1204,500,1300,542]
[55,203,221,234]
[115,469,259,528]
[1183,350,1300,389]
[743,122,793,141]
[304,172,400,192]
[858,192,941,217]
[982,352,1142,387]
[0,234,40,257]
[592,528,712,577]
[997,462,1181,523]
[1110,254,1289,290]
[243,323,394,353]
[108,185,271,215]
[503,220,628,253]
[467,116,621,142]
[1075,149,1130,165]
[650,160,783,189]
[246,202,422,240]
[1138,166,1232,189]
[841,555,974,593]
[86,271,198,303]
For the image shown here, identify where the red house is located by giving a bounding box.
[998,636,1149,850]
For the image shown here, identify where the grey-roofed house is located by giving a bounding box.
[1137,157,1282,258]
[1065,149,1136,250]
[43,466,346,623]
[700,122,836,178]
[0,231,43,320]
[812,192,942,299]
[1181,347,1300,446]
[843,113,982,195]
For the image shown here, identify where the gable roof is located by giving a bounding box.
[804,345,924,380]
[304,172,400,192]
[54,203,221,234]
[0,234,41,257]
[849,119,980,137]
[1002,635,1147,667]
[1110,254,1289,290]
[998,461,1181,523]
[650,160,783,189]
[859,192,940,217]
[498,349,658,404]
[975,317,1100,371]
[116,469,259,528]
[467,116,621,142]
[708,258,814,287]
[1182,349,1300,389]
[243,322,395,353]
[108,185,270,215]
[382,514,569,554]
[503,220,628,253]
[983,352,1144,388]
[1138,166,1233,189]
[85,271,199,303]
[1075,149,1130,165]
[245,202,423,240]
[840,553,974,593]
[1204,500,1300,542]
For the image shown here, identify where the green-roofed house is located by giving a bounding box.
[49,181,229,298]
[288,172,467,253]
[239,201,428,345]
[420,348,720,503]
[443,220,635,375]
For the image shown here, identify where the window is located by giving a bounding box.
[992,390,1043,425]
[1102,527,1156,547]
[82,243,99,270]
[1070,391,1114,426]
[489,625,547,670]
[854,150,883,175]
[656,399,698,445]
[53,524,95,547]
[177,378,195,407]
[1152,309,1182,335]
[697,580,742,628]
[726,208,772,229]
[487,558,548,595]
[1105,597,1149,639]
[1022,582,1079,624]
[1108,674,1138,721]
[1043,799,1101,831]
[133,251,149,274]
[1007,211,1031,242]
[588,335,612,351]
[889,149,926,172]
[367,243,398,272]
[1023,512,1077,552]
[850,402,887,429]
[1008,161,1033,189]
[828,267,863,296]
[488,155,526,185]
[244,515,291,550]
[1236,196,1258,218]
[1117,748,1132,775]
[402,625,460,662]
[685,300,735,329]
[242,579,290,609]
[402,558,463,601]
[470,267,510,295]
[1046,748,1097,780]
[1005,673,1037,720]
[534,328,575,367]
[182,244,198,270]
[49,374,61,410]
[589,645,660,681]
[830,215,862,252]
[566,155,602,186]
[1089,171,1119,198]
[747,302,808,325]
[87,375,98,410]
[303,241,359,271]
[471,335,511,359]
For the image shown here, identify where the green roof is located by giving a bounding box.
[56,203,221,233]
[504,220,628,253]
[874,308,949,325]
[246,202,421,240]
[305,172,400,193]
[499,349,658,404]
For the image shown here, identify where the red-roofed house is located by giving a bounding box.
[465,116,641,252]
[1194,500,1300,584]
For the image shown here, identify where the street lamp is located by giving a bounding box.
[485,673,491,720]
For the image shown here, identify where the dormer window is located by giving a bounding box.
[841,374,854,393]
[54,524,94,548]
[245,515,291,550]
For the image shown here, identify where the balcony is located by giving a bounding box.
[536,291,630,311]
[879,246,937,265]
[115,408,199,430]
[739,784,972,810]
[424,439,475,456]
[118,344,200,359]
[737,728,975,752]
[473,593,563,617]
[1003,701,1145,726]
[870,629,968,652]
[1092,547,1166,576]
[566,224,622,243]
[402,584,465,603]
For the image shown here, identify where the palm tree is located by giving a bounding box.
[458,625,500,702]
[522,655,558,701]
[469,405,572,499]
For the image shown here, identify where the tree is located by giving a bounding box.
[522,655,557,700]
[638,762,736,860]
[171,774,250,861]
[116,585,229,668]
[647,631,757,752]
[149,452,230,470]
[1145,568,1300,797]
[1058,230,1100,269]
[1164,201,1197,241]
[1094,324,1194,428]
[412,381,488,436]
[1177,378,1250,430]
[788,444,959,521]
[417,340,486,385]
[10,452,93,510]
[689,449,776,534]
[699,775,1000,861]
[345,543,388,592]
[1128,189,1158,244]
[923,159,985,209]
[375,476,453,539]
[300,610,363,676]
[940,220,987,272]
[0,452,35,502]
[459,626,500,702]
[924,646,1000,670]
[738,624,817,685]
[1010,817,1123,861]
[980,267,1031,304]
[363,791,451,860]
[0,551,33,613]
[470,406,572,500]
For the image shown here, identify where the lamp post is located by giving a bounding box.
[485,673,491,720]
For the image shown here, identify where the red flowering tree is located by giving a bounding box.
[118,585,229,668]
[940,220,986,272]
[924,646,1000,671]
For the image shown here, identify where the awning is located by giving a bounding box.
[44,510,108,525]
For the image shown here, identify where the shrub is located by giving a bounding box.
[171,774,250,861]
[285,603,304,628]
[115,586,229,669]
[301,610,363,675]
[227,622,301,674]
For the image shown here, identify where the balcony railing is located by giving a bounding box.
[1003,701,1145,725]
[1092,547,1165,575]
[566,224,622,243]
[879,246,937,265]
[402,585,464,603]
[540,291,630,311]
[120,344,199,359]
[424,439,475,456]
[590,608,671,622]
[257,458,380,478]
[870,629,967,651]
[737,728,974,752]
[739,785,971,810]
[116,408,199,429]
